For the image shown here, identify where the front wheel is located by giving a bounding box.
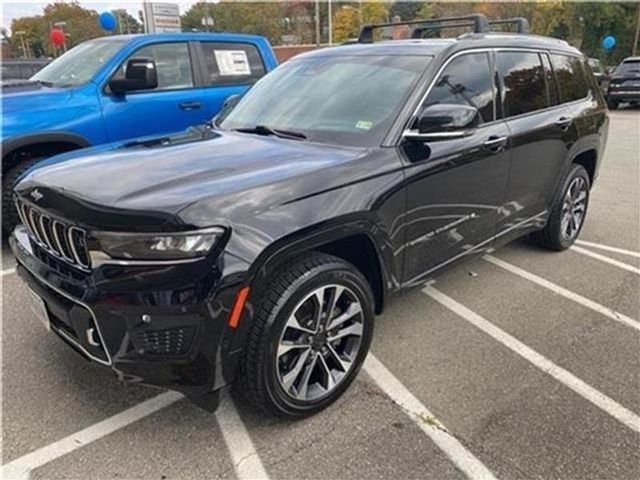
[533,164,590,251]
[239,253,374,418]
[2,157,45,236]
[607,98,619,110]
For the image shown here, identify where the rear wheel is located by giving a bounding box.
[240,253,374,418]
[533,164,590,251]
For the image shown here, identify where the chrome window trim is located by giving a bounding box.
[399,46,591,142]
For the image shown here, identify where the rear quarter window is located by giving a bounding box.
[198,42,266,86]
[550,53,588,103]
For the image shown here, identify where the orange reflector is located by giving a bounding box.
[228,286,250,329]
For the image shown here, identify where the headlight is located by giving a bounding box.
[94,227,226,261]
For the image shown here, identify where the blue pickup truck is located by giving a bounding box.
[1,32,278,232]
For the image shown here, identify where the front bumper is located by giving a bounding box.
[607,90,640,102]
[10,226,251,405]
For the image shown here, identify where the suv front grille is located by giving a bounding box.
[15,199,91,270]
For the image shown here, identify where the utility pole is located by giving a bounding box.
[633,2,640,56]
[15,30,29,58]
[328,0,332,45]
[314,0,320,46]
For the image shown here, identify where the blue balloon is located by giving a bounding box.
[99,12,117,31]
[602,35,616,50]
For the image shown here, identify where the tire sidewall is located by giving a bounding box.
[260,261,374,417]
[553,165,591,249]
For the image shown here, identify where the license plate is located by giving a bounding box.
[27,288,50,331]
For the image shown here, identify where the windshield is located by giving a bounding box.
[220,54,431,147]
[31,39,126,87]
[614,60,640,76]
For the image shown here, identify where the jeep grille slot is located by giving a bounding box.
[15,199,91,270]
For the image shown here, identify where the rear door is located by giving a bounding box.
[100,41,207,141]
[496,50,578,232]
[193,41,267,120]
[400,51,511,285]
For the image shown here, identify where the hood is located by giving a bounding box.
[1,81,73,113]
[15,130,365,227]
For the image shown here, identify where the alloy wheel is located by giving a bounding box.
[560,176,588,241]
[276,284,364,402]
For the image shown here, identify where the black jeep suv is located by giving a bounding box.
[606,56,640,109]
[10,15,608,418]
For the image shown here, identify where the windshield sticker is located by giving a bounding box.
[355,120,373,130]
[214,50,251,76]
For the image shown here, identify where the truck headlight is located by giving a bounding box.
[94,227,226,261]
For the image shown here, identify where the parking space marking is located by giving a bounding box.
[484,255,640,332]
[424,286,640,434]
[215,394,269,480]
[364,354,498,480]
[575,240,640,259]
[570,246,640,275]
[1,268,16,277]
[1,391,183,479]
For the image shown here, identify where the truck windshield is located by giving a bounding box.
[31,39,126,87]
[220,54,432,147]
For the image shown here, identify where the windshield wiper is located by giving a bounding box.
[233,125,307,141]
[32,79,54,87]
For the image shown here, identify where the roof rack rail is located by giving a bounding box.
[357,14,490,43]
[488,17,530,34]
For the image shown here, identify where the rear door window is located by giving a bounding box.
[550,54,588,103]
[497,51,548,117]
[423,52,495,123]
[198,42,266,86]
[541,53,559,106]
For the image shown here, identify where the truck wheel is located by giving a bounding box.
[2,157,44,236]
[533,164,590,251]
[240,253,374,418]
[607,98,619,110]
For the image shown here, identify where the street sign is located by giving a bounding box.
[143,2,182,33]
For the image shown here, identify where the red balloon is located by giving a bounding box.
[49,29,65,47]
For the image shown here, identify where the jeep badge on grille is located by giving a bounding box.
[30,189,43,202]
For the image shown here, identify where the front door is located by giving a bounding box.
[100,42,209,142]
[400,51,511,287]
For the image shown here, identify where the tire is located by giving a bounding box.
[533,164,590,251]
[607,98,619,110]
[2,157,44,236]
[240,252,375,418]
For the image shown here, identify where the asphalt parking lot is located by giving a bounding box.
[2,107,639,480]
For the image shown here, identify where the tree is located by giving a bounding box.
[111,9,142,34]
[333,6,359,43]
[389,1,423,22]
[41,2,102,55]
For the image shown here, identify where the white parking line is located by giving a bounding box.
[364,354,498,480]
[1,391,183,479]
[575,240,640,259]
[215,393,269,480]
[424,286,640,434]
[1,268,16,277]
[484,255,640,332]
[570,246,640,275]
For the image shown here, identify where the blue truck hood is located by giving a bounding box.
[1,81,73,114]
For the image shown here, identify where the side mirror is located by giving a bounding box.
[404,103,479,141]
[212,93,242,126]
[109,58,158,95]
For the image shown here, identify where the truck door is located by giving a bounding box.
[100,42,208,141]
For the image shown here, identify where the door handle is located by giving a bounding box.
[483,135,508,152]
[179,101,202,111]
[555,116,573,131]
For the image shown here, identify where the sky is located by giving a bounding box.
[2,0,203,33]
